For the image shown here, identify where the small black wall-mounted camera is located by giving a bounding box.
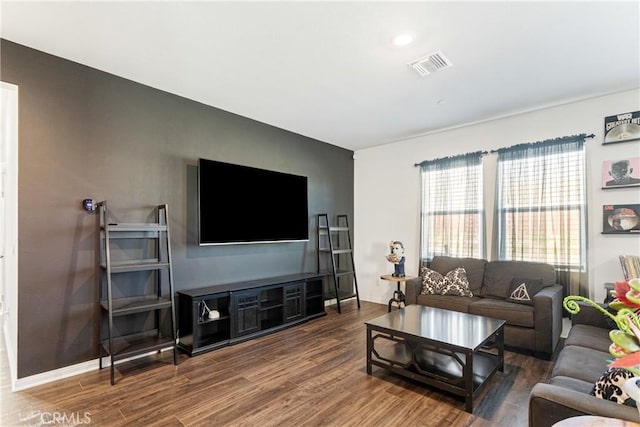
[82,199,95,212]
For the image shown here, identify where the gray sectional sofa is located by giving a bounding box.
[528,302,640,426]
[404,256,564,358]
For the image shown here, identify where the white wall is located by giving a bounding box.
[1,81,19,389]
[354,89,640,305]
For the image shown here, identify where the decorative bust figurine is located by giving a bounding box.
[386,240,406,277]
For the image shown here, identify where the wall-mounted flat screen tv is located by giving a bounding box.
[198,158,309,245]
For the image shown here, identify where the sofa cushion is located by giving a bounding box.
[421,266,474,296]
[591,368,637,406]
[552,345,612,383]
[565,324,613,353]
[415,294,481,313]
[468,298,534,328]
[429,256,487,294]
[548,375,597,394]
[506,277,544,305]
[481,260,556,299]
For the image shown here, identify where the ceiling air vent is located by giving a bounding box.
[408,50,453,77]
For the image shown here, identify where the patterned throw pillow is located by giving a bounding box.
[421,267,445,294]
[441,267,473,296]
[507,277,544,305]
[420,267,473,297]
[591,368,637,407]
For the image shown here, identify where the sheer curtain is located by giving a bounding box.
[495,135,588,296]
[418,152,485,267]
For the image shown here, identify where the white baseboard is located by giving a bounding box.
[13,359,99,391]
[324,296,359,307]
[12,349,173,391]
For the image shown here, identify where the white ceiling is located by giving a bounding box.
[1,1,639,151]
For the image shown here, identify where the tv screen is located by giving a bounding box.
[198,158,309,245]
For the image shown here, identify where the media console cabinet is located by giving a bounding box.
[177,273,326,356]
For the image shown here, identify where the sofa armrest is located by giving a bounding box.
[570,301,615,330]
[405,276,422,305]
[533,284,563,356]
[528,382,640,427]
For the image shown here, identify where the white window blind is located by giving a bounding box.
[419,153,484,262]
[496,139,586,269]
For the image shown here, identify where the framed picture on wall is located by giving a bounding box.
[604,111,640,144]
[602,204,640,233]
[602,157,640,188]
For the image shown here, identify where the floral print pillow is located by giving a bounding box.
[590,368,637,406]
[420,266,473,297]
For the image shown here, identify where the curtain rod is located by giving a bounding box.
[414,150,487,167]
[490,133,595,154]
[414,133,595,167]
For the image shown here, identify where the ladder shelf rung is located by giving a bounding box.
[319,248,352,254]
[318,226,349,233]
[101,296,173,316]
[103,223,167,232]
[335,270,354,277]
[101,334,175,361]
[102,259,170,273]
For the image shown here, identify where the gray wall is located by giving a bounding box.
[0,39,354,378]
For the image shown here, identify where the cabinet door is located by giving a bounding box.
[259,286,284,330]
[284,283,304,322]
[232,290,260,337]
[305,278,325,317]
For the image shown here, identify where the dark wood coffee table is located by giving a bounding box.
[365,305,505,413]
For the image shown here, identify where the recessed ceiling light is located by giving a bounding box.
[393,33,413,47]
[437,99,447,105]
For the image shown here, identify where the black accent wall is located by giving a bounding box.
[0,39,354,378]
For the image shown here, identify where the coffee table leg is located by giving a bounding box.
[464,351,474,413]
[498,327,505,373]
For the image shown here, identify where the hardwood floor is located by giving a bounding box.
[1,300,555,426]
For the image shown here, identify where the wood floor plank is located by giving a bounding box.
[1,300,556,426]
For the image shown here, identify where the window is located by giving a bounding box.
[419,152,484,263]
[496,137,586,270]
